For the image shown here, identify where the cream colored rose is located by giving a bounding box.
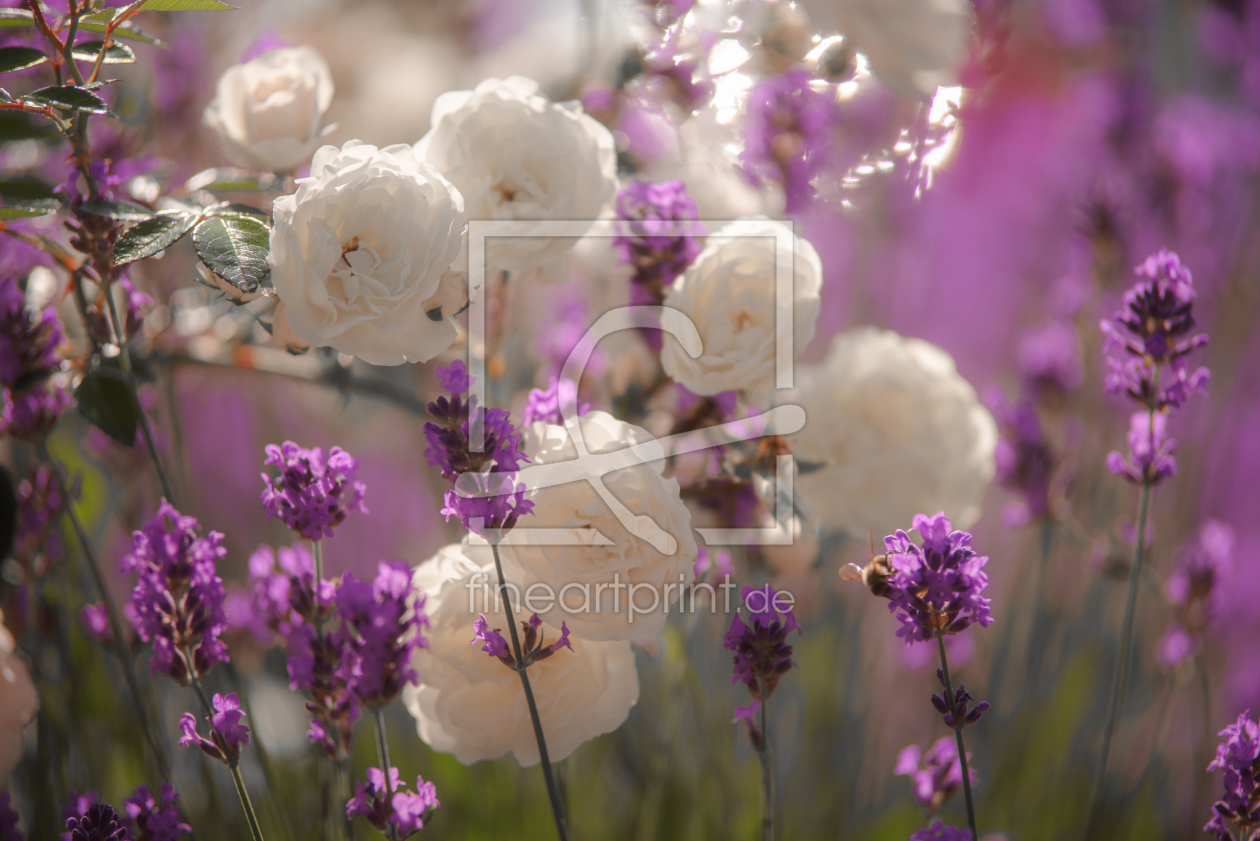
[269,141,466,365]
[0,611,37,780]
[203,46,335,173]
[834,0,971,98]
[792,327,997,539]
[403,543,638,766]
[499,411,698,642]
[414,76,617,282]
[659,218,822,406]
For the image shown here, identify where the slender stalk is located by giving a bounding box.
[104,291,176,503]
[38,445,171,780]
[490,540,569,841]
[191,675,266,841]
[937,634,978,841]
[1087,478,1152,837]
[372,708,400,841]
[225,662,295,841]
[757,679,775,841]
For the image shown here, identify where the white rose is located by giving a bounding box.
[403,543,639,766]
[269,141,467,365]
[499,411,698,642]
[834,0,971,98]
[792,327,997,539]
[414,76,617,282]
[0,612,37,780]
[203,46,335,173]
[659,218,822,406]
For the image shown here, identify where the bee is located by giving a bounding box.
[839,532,894,599]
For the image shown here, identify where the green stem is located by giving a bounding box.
[104,291,176,503]
[757,679,774,841]
[190,674,265,841]
[1087,478,1152,837]
[225,662,295,841]
[372,708,400,841]
[937,633,978,841]
[39,445,170,781]
[490,539,569,841]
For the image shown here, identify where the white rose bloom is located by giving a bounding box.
[835,0,971,98]
[659,218,822,406]
[203,46,335,173]
[403,543,638,766]
[269,141,467,365]
[0,612,37,780]
[414,76,617,282]
[792,327,997,539]
[499,412,698,642]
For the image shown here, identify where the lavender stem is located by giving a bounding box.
[757,678,775,841]
[937,633,978,841]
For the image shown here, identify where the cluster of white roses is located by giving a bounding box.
[202,45,996,767]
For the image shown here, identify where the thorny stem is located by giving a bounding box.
[38,444,171,781]
[104,289,177,503]
[937,633,979,841]
[490,539,570,841]
[757,678,775,841]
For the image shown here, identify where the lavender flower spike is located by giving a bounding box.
[723,585,801,699]
[346,766,440,838]
[613,180,704,294]
[883,513,994,645]
[740,68,833,214]
[65,805,130,841]
[178,693,250,765]
[260,441,368,541]
[895,737,977,814]
[0,276,71,442]
[1204,710,1260,841]
[336,560,428,709]
[123,783,190,841]
[1105,411,1177,486]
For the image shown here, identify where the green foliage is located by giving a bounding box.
[75,371,139,446]
[25,84,110,114]
[0,8,35,29]
[192,215,272,294]
[112,209,198,264]
[186,167,281,193]
[0,199,59,219]
[0,175,58,202]
[0,45,47,73]
[76,20,164,48]
[70,40,137,65]
[79,198,155,221]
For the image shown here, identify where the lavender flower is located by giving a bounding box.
[65,804,129,841]
[740,68,833,214]
[985,390,1055,529]
[121,501,230,683]
[522,377,592,426]
[1100,249,1209,411]
[122,784,189,841]
[260,441,367,540]
[0,276,70,442]
[470,612,571,669]
[14,463,63,570]
[178,693,250,765]
[733,700,763,749]
[1,790,23,841]
[882,513,994,645]
[1017,320,1083,397]
[1161,520,1233,667]
[346,766,440,838]
[79,603,113,645]
[895,737,977,814]
[336,560,427,709]
[613,180,704,293]
[59,793,98,841]
[931,669,990,729]
[909,822,973,841]
[1205,710,1260,841]
[723,585,801,699]
[1105,410,1177,485]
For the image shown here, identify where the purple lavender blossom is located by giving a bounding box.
[895,737,977,814]
[1161,520,1234,667]
[59,792,98,841]
[79,603,113,645]
[470,612,571,669]
[121,501,230,683]
[436,360,473,395]
[14,463,63,567]
[65,804,129,841]
[260,442,368,541]
[985,389,1055,529]
[346,766,440,837]
[694,546,733,580]
[0,276,69,442]
[613,180,704,292]
[1204,710,1260,840]
[1017,320,1083,397]
[1100,249,1209,411]
[1105,410,1177,485]
[723,585,801,699]
[741,68,834,214]
[336,560,427,709]
[909,822,974,841]
[1,790,23,841]
[931,669,990,729]
[733,700,763,749]
[178,693,249,765]
[882,513,994,645]
[471,613,511,662]
[122,784,189,841]
[522,377,592,426]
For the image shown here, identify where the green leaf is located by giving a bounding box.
[192,215,271,294]
[113,210,197,264]
[77,20,164,48]
[75,371,138,446]
[71,40,136,65]
[0,46,47,73]
[0,175,57,202]
[204,201,269,221]
[0,199,60,219]
[25,85,109,114]
[0,9,35,29]
[80,198,153,221]
[0,112,58,141]
[185,167,280,193]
